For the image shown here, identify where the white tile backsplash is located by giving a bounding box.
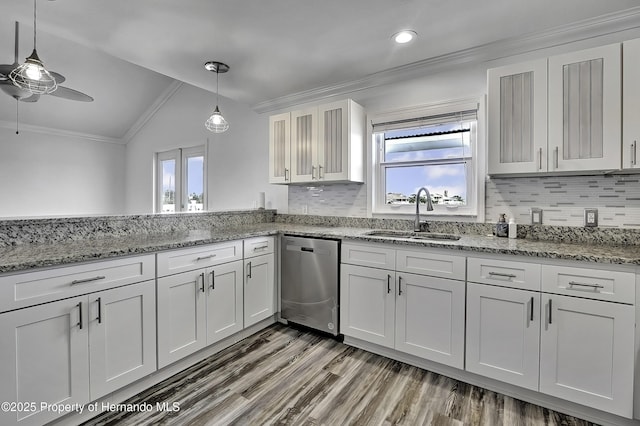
[287,174,640,228]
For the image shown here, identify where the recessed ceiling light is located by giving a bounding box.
[393,30,417,44]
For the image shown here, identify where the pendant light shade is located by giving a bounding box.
[10,0,57,95]
[204,61,229,133]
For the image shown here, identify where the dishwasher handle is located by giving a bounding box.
[301,247,314,253]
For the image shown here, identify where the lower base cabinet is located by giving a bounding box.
[0,280,156,426]
[244,254,275,328]
[157,261,244,368]
[539,294,635,418]
[340,263,465,369]
[466,283,541,391]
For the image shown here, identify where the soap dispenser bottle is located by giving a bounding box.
[496,213,508,237]
[508,217,517,239]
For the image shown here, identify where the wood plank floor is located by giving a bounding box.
[83,324,597,426]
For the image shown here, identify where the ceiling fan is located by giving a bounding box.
[0,21,93,103]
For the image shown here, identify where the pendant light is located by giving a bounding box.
[9,0,57,95]
[204,61,229,133]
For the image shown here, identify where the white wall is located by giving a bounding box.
[125,82,287,214]
[0,127,125,218]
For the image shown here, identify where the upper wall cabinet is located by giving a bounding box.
[488,59,548,174]
[268,99,365,184]
[488,43,622,175]
[623,38,640,170]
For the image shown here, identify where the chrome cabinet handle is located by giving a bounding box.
[632,141,637,166]
[247,262,252,279]
[548,299,553,325]
[196,254,217,261]
[209,270,215,290]
[530,297,534,322]
[554,147,559,169]
[568,281,604,289]
[77,302,83,330]
[253,245,269,251]
[398,276,403,296]
[311,165,316,179]
[488,272,516,279]
[387,274,391,294]
[96,297,102,324]
[71,276,106,285]
[200,272,206,293]
[284,168,289,181]
[538,148,543,170]
[318,165,323,179]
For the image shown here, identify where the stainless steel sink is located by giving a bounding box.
[364,230,461,241]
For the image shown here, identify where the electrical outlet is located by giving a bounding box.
[584,208,598,227]
[530,208,543,225]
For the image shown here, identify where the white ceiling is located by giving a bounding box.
[1,0,640,140]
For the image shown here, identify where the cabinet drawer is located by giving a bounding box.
[467,257,541,291]
[0,254,155,313]
[542,265,635,304]
[244,236,275,258]
[396,249,465,281]
[157,241,243,277]
[342,243,395,270]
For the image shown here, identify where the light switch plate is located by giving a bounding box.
[584,208,598,227]
[530,208,543,225]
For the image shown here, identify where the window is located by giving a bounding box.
[156,146,206,213]
[371,99,483,218]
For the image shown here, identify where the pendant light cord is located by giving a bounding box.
[33,0,37,50]
[216,68,219,106]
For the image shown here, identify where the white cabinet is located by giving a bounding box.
[488,59,548,174]
[157,260,244,368]
[340,263,395,348]
[466,283,540,391]
[487,42,622,175]
[395,272,465,368]
[548,43,621,172]
[0,297,90,426]
[88,281,156,400]
[622,38,640,170]
[540,294,634,418]
[268,112,291,183]
[340,242,465,369]
[244,254,275,327]
[268,99,365,184]
[0,278,156,426]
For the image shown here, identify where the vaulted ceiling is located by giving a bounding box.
[1,0,639,141]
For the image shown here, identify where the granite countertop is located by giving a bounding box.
[1,223,640,274]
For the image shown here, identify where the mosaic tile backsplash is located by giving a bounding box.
[288,174,640,229]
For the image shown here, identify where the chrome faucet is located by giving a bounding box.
[414,187,434,232]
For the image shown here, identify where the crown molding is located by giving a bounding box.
[0,119,124,144]
[252,6,640,113]
[122,80,183,143]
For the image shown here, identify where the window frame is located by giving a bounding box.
[155,145,207,214]
[368,97,485,221]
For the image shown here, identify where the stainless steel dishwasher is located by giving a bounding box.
[281,235,340,336]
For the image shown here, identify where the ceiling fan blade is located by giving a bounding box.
[0,64,16,77]
[21,93,40,102]
[1,84,33,100]
[49,71,66,84]
[49,85,94,102]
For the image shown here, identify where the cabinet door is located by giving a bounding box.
[487,59,548,174]
[88,281,157,400]
[290,108,317,182]
[395,273,465,368]
[623,38,640,170]
[548,43,621,172]
[0,297,89,426]
[207,261,243,344]
[157,271,207,368]
[540,294,634,418]
[317,100,349,181]
[268,112,291,184]
[466,283,540,391]
[340,264,395,348]
[244,254,275,327]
